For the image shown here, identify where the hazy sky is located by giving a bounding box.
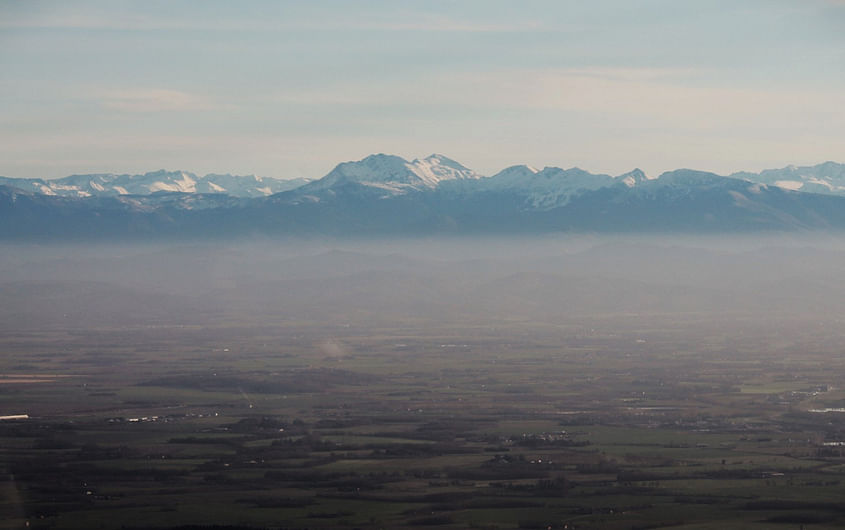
[1,0,844,180]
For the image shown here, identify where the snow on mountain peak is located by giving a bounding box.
[304,153,482,195]
[484,165,616,209]
[731,162,845,195]
[486,165,543,185]
[420,153,473,171]
[0,169,304,198]
[617,168,649,188]
[408,154,482,186]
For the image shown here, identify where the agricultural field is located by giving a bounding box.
[3,312,845,529]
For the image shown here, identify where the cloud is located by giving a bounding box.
[324,12,544,33]
[272,66,845,130]
[100,89,215,112]
[0,9,161,30]
[0,6,543,33]
[318,339,349,358]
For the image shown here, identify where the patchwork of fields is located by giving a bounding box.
[3,314,845,529]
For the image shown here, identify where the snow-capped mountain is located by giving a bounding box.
[4,154,845,239]
[290,154,650,209]
[731,162,845,196]
[478,166,649,210]
[292,153,482,199]
[0,171,309,198]
[617,168,650,188]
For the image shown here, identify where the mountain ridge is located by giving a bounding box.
[0,170,309,199]
[5,156,845,201]
[3,155,845,239]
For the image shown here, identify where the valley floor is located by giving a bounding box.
[3,314,845,529]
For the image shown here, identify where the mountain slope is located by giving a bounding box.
[0,171,308,198]
[4,155,845,239]
[288,153,482,201]
[478,166,616,209]
[732,162,845,195]
[546,170,845,232]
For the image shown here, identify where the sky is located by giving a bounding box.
[1,0,844,180]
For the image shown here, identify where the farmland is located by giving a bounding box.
[4,311,845,529]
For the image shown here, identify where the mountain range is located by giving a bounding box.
[0,170,308,198]
[3,155,845,239]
